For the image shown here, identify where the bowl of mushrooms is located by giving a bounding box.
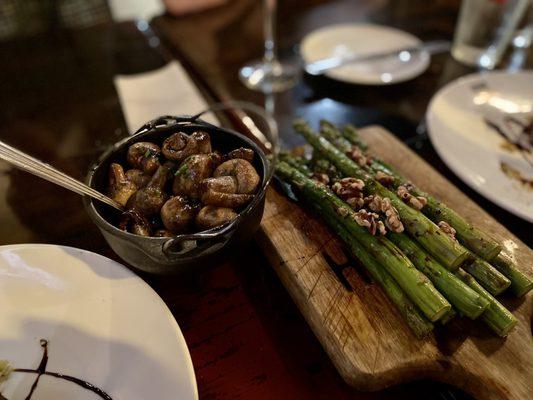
[84,115,271,274]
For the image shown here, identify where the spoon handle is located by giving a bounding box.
[305,40,451,75]
[0,140,123,211]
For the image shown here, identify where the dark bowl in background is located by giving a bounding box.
[84,116,270,274]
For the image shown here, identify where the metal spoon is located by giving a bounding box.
[0,140,124,211]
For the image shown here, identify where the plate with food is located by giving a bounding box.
[426,71,533,222]
[0,244,198,400]
[85,115,271,274]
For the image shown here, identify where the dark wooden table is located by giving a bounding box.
[0,0,530,399]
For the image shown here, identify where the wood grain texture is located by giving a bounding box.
[256,126,533,400]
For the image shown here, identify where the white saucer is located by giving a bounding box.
[0,244,198,400]
[300,23,430,85]
[426,71,533,222]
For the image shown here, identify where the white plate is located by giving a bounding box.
[300,23,430,85]
[426,71,533,222]
[0,244,198,400]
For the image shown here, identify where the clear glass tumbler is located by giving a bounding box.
[238,0,298,93]
[452,0,529,69]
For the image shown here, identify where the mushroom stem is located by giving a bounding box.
[109,163,138,207]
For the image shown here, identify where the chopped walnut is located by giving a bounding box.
[353,209,384,235]
[332,177,365,200]
[353,209,372,228]
[396,185,410,201]
[346,196,365,209]
[438,221,457,241]
[311,172,330,186]
[376,220,387,236]
[365,195,382,212]
[332,177,366,211]
[346,147,371,167]
[409,196,427,210]
[396,185,427,210]
[375,171,395,186]
[364,195,404,233]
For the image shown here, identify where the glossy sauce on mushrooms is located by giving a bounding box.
[108,130,260,236]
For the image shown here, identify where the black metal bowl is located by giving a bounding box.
[84,115,271,274]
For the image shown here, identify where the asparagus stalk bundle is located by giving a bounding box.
[334,122,532,298]
[276,161,451,322]
[275,120,528,337]
[276,160,518,336]
[294,119,470,270]
[300,153,516,334]
[304,157,518,337]
[289,145,491,318]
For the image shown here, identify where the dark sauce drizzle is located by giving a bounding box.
[4,339,113,400]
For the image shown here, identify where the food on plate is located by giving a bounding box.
[108,130,260,237]
[275,119,532,338]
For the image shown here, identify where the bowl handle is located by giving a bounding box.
[161,222,235,259]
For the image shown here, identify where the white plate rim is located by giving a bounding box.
[426,70,533,222]
[300,23,430,85]
[0,243,199,400]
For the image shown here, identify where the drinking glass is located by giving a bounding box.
[452,0,529,69]
[239,0,298,93]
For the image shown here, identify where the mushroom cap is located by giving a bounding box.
[200,176,252,208]
[224,147,254,162]
[126,187,168,216]
[125,169,150,189]
[125,163,172,216]
[173,153,220,199]
[162,132,196,162]
[196,205,237,230]
[160,196,199,233]
[213,158,260,194]
[126,142,161,175]
[191,131,212,154]
[118,210,151,236]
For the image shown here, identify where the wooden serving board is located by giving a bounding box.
[256,126,533,400]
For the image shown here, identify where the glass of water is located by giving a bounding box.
[238,0,298,93]
[452,0,529,69]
